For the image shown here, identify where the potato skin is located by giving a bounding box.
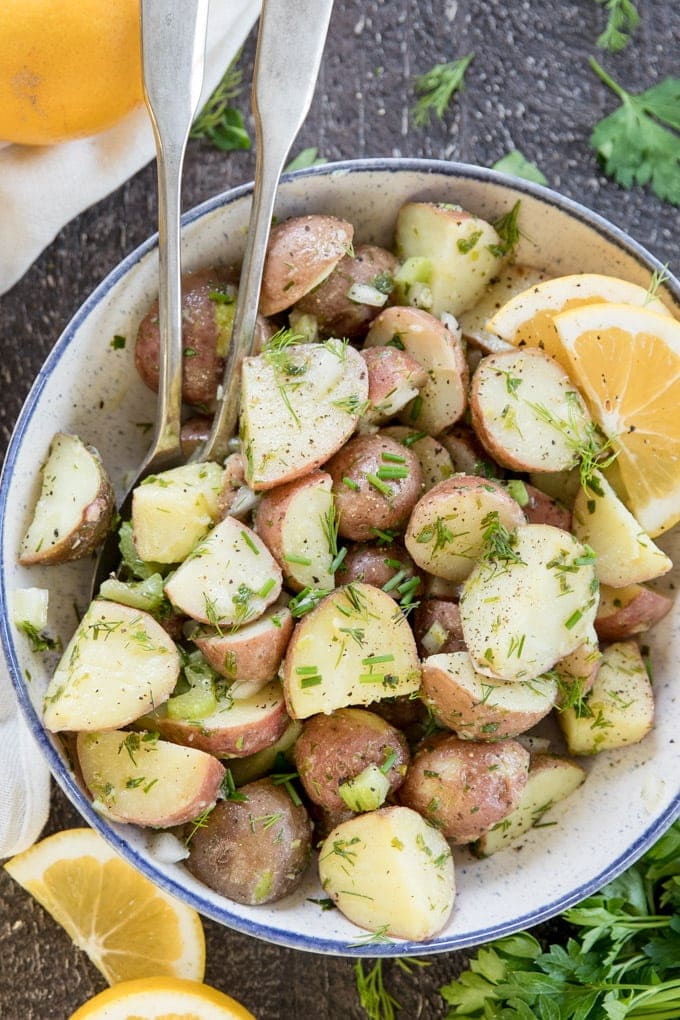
[413,599,465,656]
[398,734,529,843]
[260,214,354,315]
[327,434,423,541]
[294,707,410,811]
[295,244,399,340]
[595,583,673,642]
[340,542,419,598]
[135,268,234,407]
[180,416,212,459]
[522,482,572,531]
[185,778,312,905]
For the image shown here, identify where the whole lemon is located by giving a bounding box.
[0,0,143,145]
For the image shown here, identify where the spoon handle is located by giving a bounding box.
[139,0,209,475]
[198,0,335,464]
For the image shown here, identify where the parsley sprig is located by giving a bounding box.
[439,819,680,1019]
[589,60,680,206]
[412,53,475,126]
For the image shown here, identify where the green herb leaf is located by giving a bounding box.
[284,146,327,172]
[492,149,548,186]
[190,57,251,151]
[589,61,680,206]
[412,53,474,127]
[595,0,640,52]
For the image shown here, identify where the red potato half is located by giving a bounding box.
[259,214,354,315]
[595,583,673,642]
[318,806,455,941]
[470,347,592,472]
[327,434,423,542]
[364,306,469,435]
[438,425,501,479]
[240,339,369,491]
[19,432,115,566]
[460,523,599,682]
[421,651,558,740]
[136,679,290,758]
[295,243,400,340]
[193,605,294,686]
[283,583,421,719]
[43,600,180,733]
[135,268,236,408]
[404,475,526,582]
[398,734,530,843]
[294,707,410,812]
[360,346,428,426]
[186,778,313,905]
[77,730,225,828]
[254,471,336,592]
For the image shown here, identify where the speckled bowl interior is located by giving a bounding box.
[2,159,679,957]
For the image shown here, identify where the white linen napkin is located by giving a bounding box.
[0,0,260,297]
[0,0,260,859]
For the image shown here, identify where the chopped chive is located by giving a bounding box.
[296,665,320,674]
[565,609,583,630]
[362,654,395,665]
[382,569,407,593]
[257,578,276,598]
[401,431,427,447]
[342,476,360,491]
[376,465,409,480]
[285,553,313,565]
[366,473,392,497]
[380,750,398,774]
[381,452,407,464]
[300,674,323,688]
[330,547,347,573]
[241,530,260,554]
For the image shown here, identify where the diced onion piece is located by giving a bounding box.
[347,282,389,307]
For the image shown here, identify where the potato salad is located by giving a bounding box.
[18,198,676,943]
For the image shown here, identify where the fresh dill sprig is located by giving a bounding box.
[412,53,474,127]
[480,511,524,567]
[489,200,523,258]
[190,57,250,151]
[645,263,671,304]
[354,960,400,1020]
[527,398,618,494]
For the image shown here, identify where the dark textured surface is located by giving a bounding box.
[1,1,679,1017]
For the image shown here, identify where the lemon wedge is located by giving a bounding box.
[4,828,205,985]
[67,977,255,1020]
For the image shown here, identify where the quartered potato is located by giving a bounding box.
[318,805,455,941]
[260,214,354,315]
[77,730,225,827]
[240,339,368,490]
[43,601,180,732]
[132,461,224,564]
[394,201,505,316]
[558,641,655,754]
[19,432,115,565]
[473,753,586,857]
[283,583,421,718]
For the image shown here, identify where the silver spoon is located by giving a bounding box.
[91,0,208,593]
[194,0,335,464]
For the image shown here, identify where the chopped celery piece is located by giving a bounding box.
[339,763,390,813]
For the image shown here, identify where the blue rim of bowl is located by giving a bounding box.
[2,157,679,957]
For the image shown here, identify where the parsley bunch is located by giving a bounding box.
[440,819,680,1018]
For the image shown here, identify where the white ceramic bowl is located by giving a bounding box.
[2,159,679,957]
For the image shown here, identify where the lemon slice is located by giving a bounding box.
[485,273,672,368]
[4,828,205,985]
[68,977,255,1020]
[553,302,680,537]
